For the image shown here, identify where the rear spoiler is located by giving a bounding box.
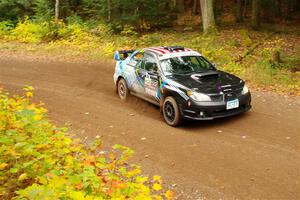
[114,50,135,61]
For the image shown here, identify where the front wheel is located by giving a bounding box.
[163,96,182,126]
[117,78,129,100]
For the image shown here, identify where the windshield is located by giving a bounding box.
[160,56,214,76]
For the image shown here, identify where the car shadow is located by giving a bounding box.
[179,112,251,131]
[123,93,253,130]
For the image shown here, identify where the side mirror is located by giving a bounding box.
[114,51,121,61]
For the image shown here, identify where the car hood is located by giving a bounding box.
[168,70,244,94]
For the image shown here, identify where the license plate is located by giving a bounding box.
[226,99,239,110]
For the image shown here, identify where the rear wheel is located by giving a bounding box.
[163,96,182,126]
[117,78,129,100]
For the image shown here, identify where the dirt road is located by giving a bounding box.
[0,55,299,200]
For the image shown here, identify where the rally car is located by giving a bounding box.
[113,46,251,126]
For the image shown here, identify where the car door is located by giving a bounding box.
[125,51,145,94]
[141,53,160,101]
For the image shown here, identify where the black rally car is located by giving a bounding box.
[113,46,251,126]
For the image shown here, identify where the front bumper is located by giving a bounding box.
[180,93,251,120]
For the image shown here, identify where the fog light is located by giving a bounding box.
[199,111,204,117]
[187,101,192,107]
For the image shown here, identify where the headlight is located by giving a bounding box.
[187,91,211,102]
[241,84,249,95]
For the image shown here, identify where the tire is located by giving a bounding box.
[117,78,129,100]
[163,96,182,126]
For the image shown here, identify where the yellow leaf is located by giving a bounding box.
[18,173,28,181]
[152,183,162,191]
[26,91,33,98]
[153,195,163,200]
[153,175,161,182]
[64,138,72,145]
[23,86,34,92]
[34,114,42,121]
[136,176,148,183]
[70,191,85,200]
[126,168,141,178]
[109,153,115,160]
[165,190,175,199]
[0,163,8,170]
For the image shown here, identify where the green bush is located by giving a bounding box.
[120,25,138,36]
[7,17,50,43]
[0,87,174,199]
[0,21,14,38]
[0,21,14,32]
[140,34,161,46]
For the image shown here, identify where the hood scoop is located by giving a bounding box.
[191,71,219,80]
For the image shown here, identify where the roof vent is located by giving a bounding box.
[163,46,184,52]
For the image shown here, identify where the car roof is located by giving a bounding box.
[144,46,201,60]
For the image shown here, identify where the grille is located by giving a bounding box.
[224,93,237,101]
[210,105,247,117]
[210,95,223,101]
[221,85,243,94]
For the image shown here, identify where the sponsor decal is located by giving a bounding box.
[145,75,158,97]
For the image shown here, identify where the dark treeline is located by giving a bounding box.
[0,0,299,33]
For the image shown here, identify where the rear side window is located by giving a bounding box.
[143,53,158,72]
[128,51,144,67]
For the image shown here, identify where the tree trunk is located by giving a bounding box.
[276,0,282,17]
[220,0,224,12]
[236,0,243,22]
[243,0,248,18]
[193,0,198,15]
[55,0,59,24]
[200,0,216,34]
[107,0,111,22]
[251,0,260,29]
[285,0,294,21]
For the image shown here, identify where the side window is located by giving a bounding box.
[190,56,199,66]
[197,56,211,70]
[128,51,144,67]
[144,53,158,72]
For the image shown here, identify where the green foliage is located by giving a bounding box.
[57,23,91,42]
[0,21,14,38]
[239,29,252,47]
[34,0,53,22]
[120,25,138,36]
[0,0,174,32]
[81,0,104,19]
[0,20,14,31]
[0,0,35,21]
[140,34,162,46]
[0,87,174,199]
[7,17,50,43]
[2,18,98,45]
[0,0,299,32]
[96,23,113,35]
[83,0,173,31]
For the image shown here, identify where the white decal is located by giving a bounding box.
[159,51,201,60]
[145,76,158,97]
